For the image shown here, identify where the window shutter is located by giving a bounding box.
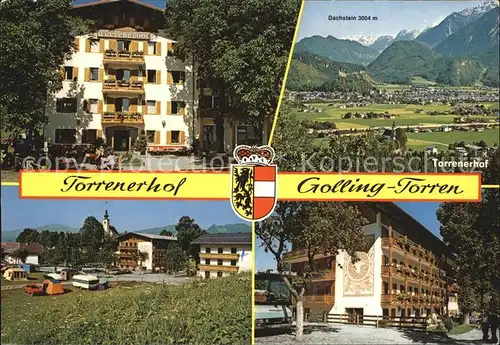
[73,67,79,80]
[59,68,65,80]
[97,129,103,138]
[143,42,148,55]
[166,131,172,144]
[155,42,161,56]
[74,38,80,51]
[179,103,185,115]
[109,40,117,51]
[108,68,115,78]
[130,98,138,113]
[130,69,138,82]
[98,68,104,82]
[179,131,185,145]
[99,40,104,53]
[142,100,147,114]
[85,39,91,52]
[166,101,172,115]
[107,98,115,112]
[154,131,160,144]
[130,41,138,52]
[84,68,90,82]
[155,101,161,115]
[155,70,161,84]
[98,100,103,114]
[167,71,173,84]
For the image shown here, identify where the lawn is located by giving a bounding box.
[406,129,500,150]
[1,273,251,345]
[448,324,478,335]
[292,103,498,129]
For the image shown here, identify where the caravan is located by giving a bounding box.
[72,275,100,290]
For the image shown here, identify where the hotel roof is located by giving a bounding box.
[191,232,251,245]
[116,232,177,241]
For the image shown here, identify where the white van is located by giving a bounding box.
[72,275,100,290]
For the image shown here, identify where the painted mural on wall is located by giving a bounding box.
[343,247,375,296]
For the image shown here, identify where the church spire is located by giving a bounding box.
[104,209,109,220]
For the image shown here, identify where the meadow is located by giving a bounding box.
[406,128,499,150]
[292,103,498,129]
[1,273,251,345]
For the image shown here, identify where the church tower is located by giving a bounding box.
[103,210,110,235]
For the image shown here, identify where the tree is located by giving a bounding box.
[394,128,407,151]
[159,229,173,236]
[11,248,30,263]
[165,0,301,151]
[15,228,39,243]
[175,216,206,257]
[163,243,187,274]
[79,217,106,264]
[132,250,149,270]
[0,0,93,141]
[256,202,368,340]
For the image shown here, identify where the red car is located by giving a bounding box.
[23,284,43,296]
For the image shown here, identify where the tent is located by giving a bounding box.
[3,268,28,281]
[42,279,64,295]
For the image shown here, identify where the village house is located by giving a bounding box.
[191,232,251,279]
[283,203,453,320]
[1,242,42,265]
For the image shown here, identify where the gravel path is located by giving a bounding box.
[255,323,488,345]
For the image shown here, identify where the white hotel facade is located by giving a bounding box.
[45,0,195,152]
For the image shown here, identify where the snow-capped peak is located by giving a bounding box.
[458,1,498,16]
[343,35,378,46]
[394,29,421,41]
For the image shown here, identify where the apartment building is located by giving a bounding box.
[284,203,452,319]
[117,232,177,271]
[191,232,252,278]
[45,0,195,152]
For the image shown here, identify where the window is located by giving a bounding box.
[205,259,210,265]
[116,69,131,81]
[64,67,73,81]
[217,271,223,277]
[400,285,405,293]
[82,130,97,144]
[171,101,185,114]
[204,271,210,279]
[392,283,397,292]
[230,260,237,266]
[236,125,258,145]
[217,259,223,266]
[55,129,76,144]
[218,248,223,254]
[201,95,214,108]
[90,39,100,53]
[391,309,396,318]
[148,42,156,55]
[167,43,176,57]
[383,282,389,295]
[117,40,130,52]
[231,248,237,254]
[147,100,156,114]
[115,98,130,112]
[147,70,156,83]
[205,248,211,254]
[171,130,180,144]
[56,98,77,113]
[88,99,98,113]
[90,68,99,81]
[171,71,185,84]
[146,130,155,143]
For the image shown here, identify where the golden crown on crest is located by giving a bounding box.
[233,145,275,166]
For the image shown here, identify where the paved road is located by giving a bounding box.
[255,323,486,345]
[1,273,189,290]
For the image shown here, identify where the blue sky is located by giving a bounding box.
[297,1,485,40]
[255,202,442,271]
[1,186,246,232]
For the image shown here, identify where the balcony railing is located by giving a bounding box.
[198,264,239,273]
[102,112,144,123]
[311,269,336,282]
[103,49,144,63]
[199,253,240,260]
[102,80,144,93]
[381,265,446,288]
[381,293,445,306]
[381,236,437,266]
[304,295,335,304]
[283,249,334,262]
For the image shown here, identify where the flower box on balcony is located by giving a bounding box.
[118,50,131,57]
[105,49,117,57]
[132,51,144,57]
[118,80,130,87]
[104,79,116,85]
[131,81,143,88]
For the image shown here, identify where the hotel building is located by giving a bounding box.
[284,203,453,319]
[117,232,177,271]
[191,232,252,278]
[46,0,195,152]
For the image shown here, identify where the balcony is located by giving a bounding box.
[311,269,336,282]
[103,50,144,65]
[304,295,335,305]
[381,293,445,306]
[102,112,144,124]
[381,265,446,288]
[381,236,437,266]
[199,253,239,260]
[283,249,334,263]
[198,264,239,273]
[102,79,144,94]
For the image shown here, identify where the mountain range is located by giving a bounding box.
[291,2,499,88]
[1,223,251,242]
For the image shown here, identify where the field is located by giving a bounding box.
[292,103,498,129]
[1,273,251,345]
[406,129,499,150]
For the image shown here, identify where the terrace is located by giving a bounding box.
[103,49,145,64]
[101,112,144,124]
[102,79,144,94]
